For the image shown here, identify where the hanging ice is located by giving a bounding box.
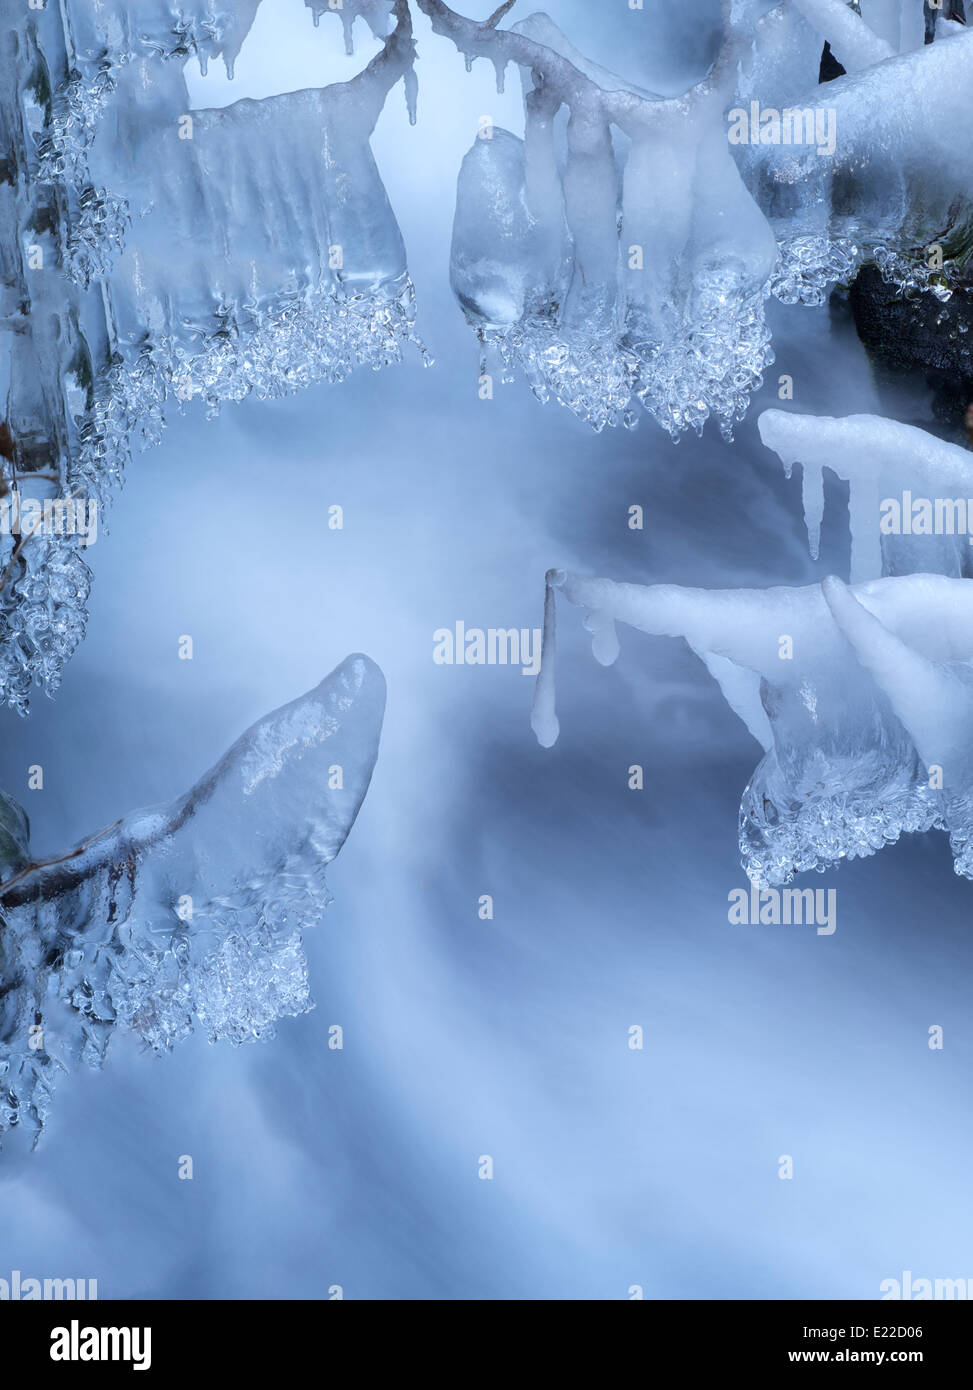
[759,408,973,582]
[0,653,386,1147]
[304,0,396,55]
[823,574,973,878]
[531,567,973,886]
[434,0,778,437]
[51,0,423,466]
[0,0,420,712]
[741,7,973,306]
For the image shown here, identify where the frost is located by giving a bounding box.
[0,655,385,1146]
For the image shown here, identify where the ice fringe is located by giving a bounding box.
[532,567,973,887]
[0,654,386,1147]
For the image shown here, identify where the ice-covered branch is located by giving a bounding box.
[759,409,973,582]
[432,0,778,436]
[790,0,896,70]
[0,0,420,710]
[0,654,386,1146]
[533,566,973,884]
[748,24,973,304]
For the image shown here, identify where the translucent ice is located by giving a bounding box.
[435,1,778,437]
[532,568,973,886]
[66,0,265,78]
[69,0,423,461]
[304,0,395,55]
[0,654,386,1145]
[823,575,973,878]
[1,0,420,709]
[747,21,973,306]
[790,0,895,72]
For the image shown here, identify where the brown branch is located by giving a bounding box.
[0,818,123,899]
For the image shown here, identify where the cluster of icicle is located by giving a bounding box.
[0,0,421,712]
[436,0,972,435]
[0,655,385,1147]
[533,408,973,887]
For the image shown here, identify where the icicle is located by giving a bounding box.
[583,606,620,667]
[759,408,973,583]
[531,570,560,748]
[801,460,825,561]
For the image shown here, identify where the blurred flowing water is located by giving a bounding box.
[1,0,971,1299]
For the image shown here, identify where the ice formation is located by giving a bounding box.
[532,566,973,887]
[745,9,973,307]
[759,408,973,582]
[0,654,385,1145]
[304,0,396,55]
[436,1,972,434]
[1,0,420,711]
[5,0,969,714]
[437,0,778,438]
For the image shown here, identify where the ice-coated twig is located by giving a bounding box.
[823,575,973,782]
[304,0,396,57]
[790,0,895,69]
[0,654,386,1146]
[431,0,778,435]
[754,23,973,305]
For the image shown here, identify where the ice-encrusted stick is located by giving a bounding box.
[0,654,386,1141]
[823,575,973,784]
[1,654,385,911]
[533,567,973,749]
